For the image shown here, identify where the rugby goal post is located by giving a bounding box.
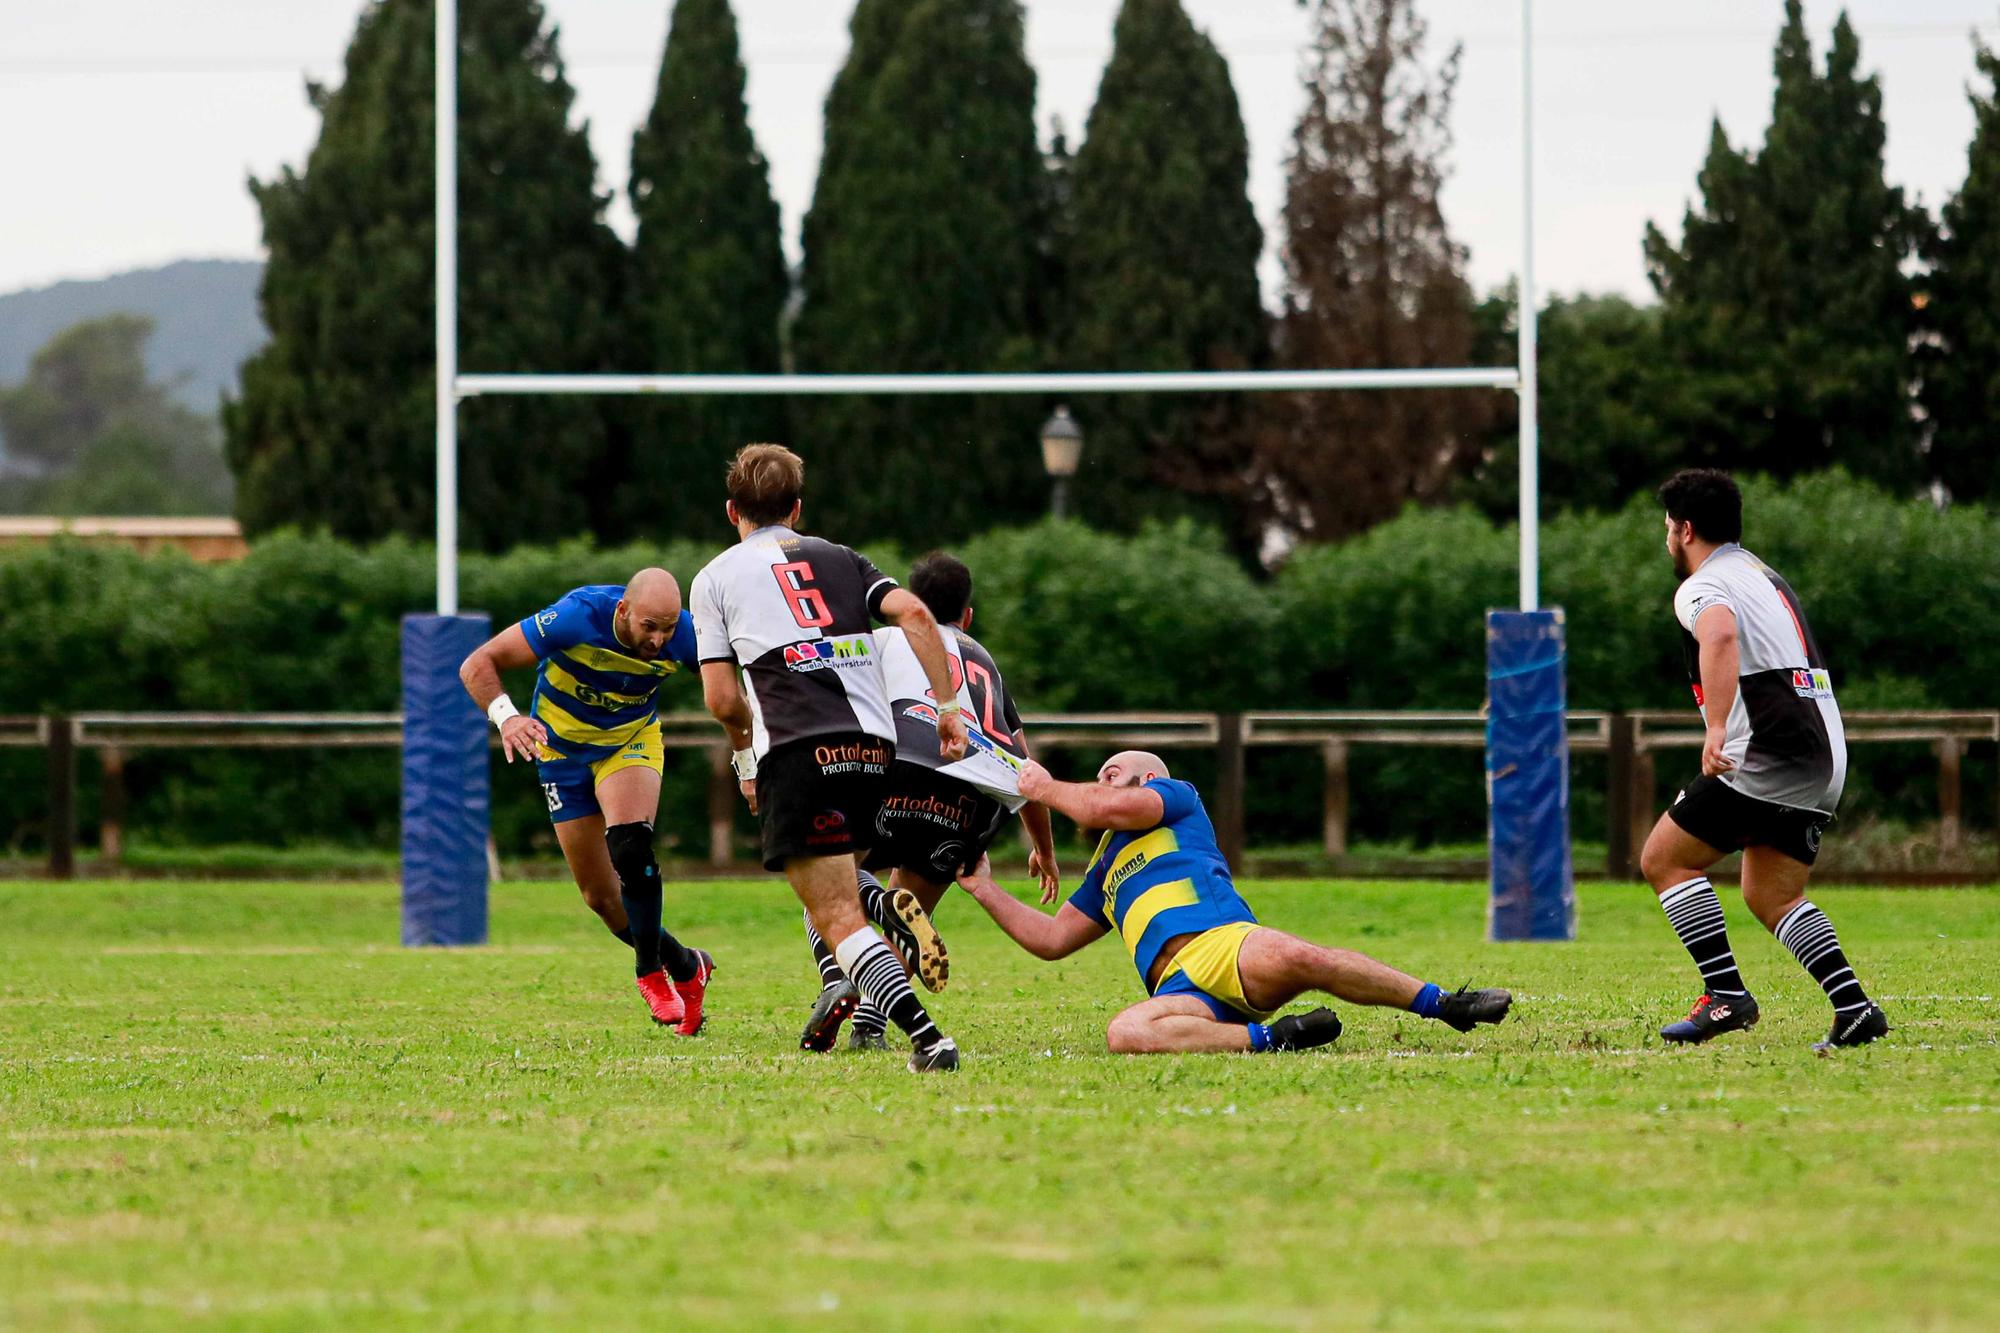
[403,0,1572,946]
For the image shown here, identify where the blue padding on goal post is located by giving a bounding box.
[400,613,490,947]
[1485,609,1577,941]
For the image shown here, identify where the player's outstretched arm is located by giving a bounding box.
[957,858,1105,960]
[1018,761,1164,832]
[458,624,547,765]
[878,588,968,762]
[1013,730,1061,902]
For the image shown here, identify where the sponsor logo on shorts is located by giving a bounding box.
[784,637,874,672]
[812,810,846,832]
[813,740,889,776]
[1806,824,1823,854]
[881,791,977,829]
[930,840,968,873]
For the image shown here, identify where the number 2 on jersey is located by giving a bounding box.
[772,560,833,629]
[928,654,1012,745]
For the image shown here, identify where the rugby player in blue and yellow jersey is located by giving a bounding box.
[459,568,716,1035]
[956,751,1513,1053]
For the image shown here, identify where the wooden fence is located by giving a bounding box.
[3,709,1994,880]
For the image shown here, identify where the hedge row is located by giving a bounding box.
[1,472,1988,855]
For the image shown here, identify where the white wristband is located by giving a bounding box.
[936,699,962,716]
[487,695,520,729]
[731,747,758,781]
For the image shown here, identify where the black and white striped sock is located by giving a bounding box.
[834,928,940,1050]
[803,909,845,989]
[851,997,888,1037]
[855,873,915,965]
[1775,901,1871,1015]
[1658,876,1748,997]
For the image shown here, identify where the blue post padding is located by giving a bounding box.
[1485,609,1577,941]
[401,613,490,946]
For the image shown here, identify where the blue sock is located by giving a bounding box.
[1247,1022,1274,1052]
[1409,983,1444,1019]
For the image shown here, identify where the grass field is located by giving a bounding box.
[3,878,1997,1330]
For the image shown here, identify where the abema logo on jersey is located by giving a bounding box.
[784,637,872,672]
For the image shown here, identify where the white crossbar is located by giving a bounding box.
[454,368,1521,398]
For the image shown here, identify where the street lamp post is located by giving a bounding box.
[1039,405,1084,520]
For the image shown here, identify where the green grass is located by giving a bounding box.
[2,879,1997,1330]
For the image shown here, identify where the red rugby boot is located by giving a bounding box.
[636,970,685,1027]
[673,950,715,1037]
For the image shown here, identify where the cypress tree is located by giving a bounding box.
[1922,32,2000,505]
[1643,2,1926,490]
[226,0,623,549]
[1062,0,1266,537]
[1260,0,1486,541]
[792,0,1048,543]
[620,0,788,540]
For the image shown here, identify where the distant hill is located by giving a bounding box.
[0,260,266,414]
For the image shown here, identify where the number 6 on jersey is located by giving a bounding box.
[772,560,833,629]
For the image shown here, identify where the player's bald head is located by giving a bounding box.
[623,567,681,618]
[616,568,682,660]
[1097,750,1171,788]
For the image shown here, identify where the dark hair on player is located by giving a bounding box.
[726,443,804,526]
[909,551,972,624]
[1658,468,1742,545]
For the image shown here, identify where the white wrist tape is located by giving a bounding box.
[487,695,520,729]
[935,698,962,715]
[731,747,758,781]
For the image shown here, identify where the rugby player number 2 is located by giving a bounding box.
[772,561,834,629]
[929,656,1013,746]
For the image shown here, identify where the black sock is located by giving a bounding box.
[1775,901,1872,1015]
[804,910,846,988]
[607,823,663,978]
[658,932,698,984]
[606,921,693,982]
[837,931,940,1050]
[1658,877,1748,997]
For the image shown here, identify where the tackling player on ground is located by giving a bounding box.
[798,551,1060,1052]
[956,751,1512,1053]
[1641,469,1888,1052]
[691,443,968,1073]
[458,568,716,1034]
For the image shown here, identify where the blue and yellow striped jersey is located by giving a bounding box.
[1067,779,1258,992]
[519,585,699,763]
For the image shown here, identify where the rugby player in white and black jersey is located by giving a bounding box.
[798,552,1061,1052]
[690,443,969,1072]
[1640,469,1888,1052]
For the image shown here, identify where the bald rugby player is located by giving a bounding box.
[956,751,1514,1054]
[459,568,716,1035]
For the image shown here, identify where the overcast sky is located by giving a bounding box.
[5,0,1996,304]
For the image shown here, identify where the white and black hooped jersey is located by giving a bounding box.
[875,625,1029,810]
[690,526,900,758]
[1674,544,1846,814]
